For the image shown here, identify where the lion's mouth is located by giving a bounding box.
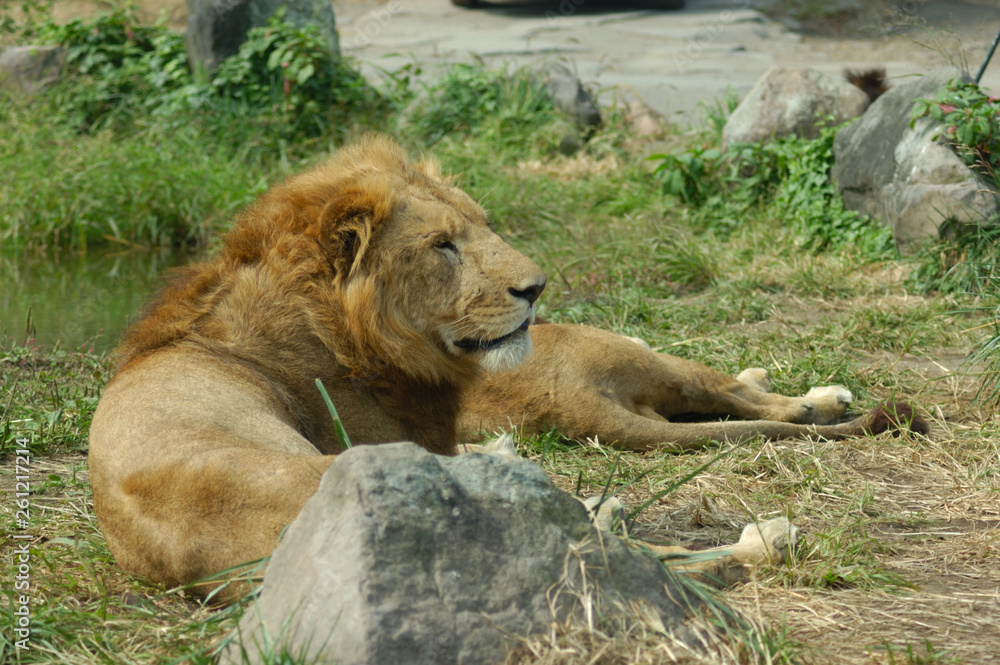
[454,319,530,353]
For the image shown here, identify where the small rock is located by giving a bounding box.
[553,120,583,155]
[0,45,65,96]
[221,442,692,665]
[535,61,602,129]
[626,100,664,138]
[722,66,869,146]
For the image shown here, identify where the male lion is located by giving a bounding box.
[89,137,915,599]
[89,136,547,594]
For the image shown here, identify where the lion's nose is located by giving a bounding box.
[509,278,546,305]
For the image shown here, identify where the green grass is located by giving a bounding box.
[4,12,1000,660]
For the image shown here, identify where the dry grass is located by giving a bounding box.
[512,291,1000,664]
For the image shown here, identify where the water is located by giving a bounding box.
[1,249,196,353]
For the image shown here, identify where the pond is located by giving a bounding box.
[1,249,196,353]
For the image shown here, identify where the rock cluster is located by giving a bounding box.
[833,68,998,253]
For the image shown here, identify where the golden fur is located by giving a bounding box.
[89,136,546,594]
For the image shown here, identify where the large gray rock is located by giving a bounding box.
[185,0,339,73]
[722,66,869,146]
[0,45,65,96]
[221,442,691,665]
[833,69,999,253]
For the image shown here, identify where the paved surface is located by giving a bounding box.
[333,0,1000,122]
[49,0,1000,121]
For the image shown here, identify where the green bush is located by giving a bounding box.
[912,78,1000,187]
[651,124,894,257]
[210,11,382,138]
[0,110,267,250]
[405,62,555,145]
[37,7,190,129]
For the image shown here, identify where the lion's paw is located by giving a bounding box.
[736,368,772,393]
[482,432,519,458]
[736,517,798,565]
[581,495,628,533]
[804,385,853,424]
[621,335,652,350]
[460,432,520,458]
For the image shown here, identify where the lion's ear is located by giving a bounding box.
[318,188,392,279]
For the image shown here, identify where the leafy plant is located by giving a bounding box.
[911,78,1000,186]
[36,7,190,128]
[211,10,381,138]
[651,122,893,257]
[405,62,554,144]
[651,145,723,205]
[0,0,53,44]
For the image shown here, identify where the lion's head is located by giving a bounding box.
[115,136,546,386]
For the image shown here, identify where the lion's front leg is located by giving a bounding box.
[581,495,798,587]
[458,432,520,457]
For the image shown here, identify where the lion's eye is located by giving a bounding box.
[435,239,458,254]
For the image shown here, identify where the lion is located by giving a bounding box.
[88,136,547,595]
[88,136,897,601]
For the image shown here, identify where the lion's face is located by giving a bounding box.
[378,191,546,373]
[320,149,547,381]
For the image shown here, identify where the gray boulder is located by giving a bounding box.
[0,45,65,96]
[833,69,999,253]
[535,61,602,128]
[185,0,339,73]
[221,442,691,665]
[722,66,869,146]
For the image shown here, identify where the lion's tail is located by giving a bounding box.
[858,401,930,437]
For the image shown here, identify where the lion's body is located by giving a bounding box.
[460,323,925,451]
[89,137,925,599]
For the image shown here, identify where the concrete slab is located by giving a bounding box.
[335,0,1000,123]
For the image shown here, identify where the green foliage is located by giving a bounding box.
[771,124,893,255]
[0,0,53,44]
[0,108,267,250]
[651,123,894,257]
[405,62,555,144]
[31,6,383,142]
[651,145,722,204]
[37,7,191,129]
[909,221,1000,295]
[210,11,381,138]
[912,78,1000,186]
[0,338,106,457]
[970,312,1000,409]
